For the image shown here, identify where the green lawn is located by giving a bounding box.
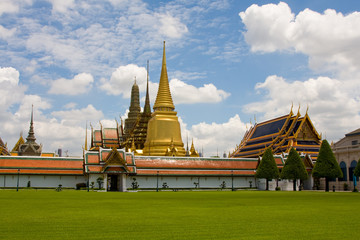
[0,190,359,240]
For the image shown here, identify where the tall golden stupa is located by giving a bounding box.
[143,41,186,156]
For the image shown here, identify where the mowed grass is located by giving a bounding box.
[0,190,359,240]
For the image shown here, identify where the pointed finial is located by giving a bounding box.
[254,114,257,124]
[290,102,293,114]
[85,122,88,151]
[306,104,309,115]
[143,60,151,114]
[297,104,300,115]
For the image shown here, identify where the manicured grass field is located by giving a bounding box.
[0,190,359,239]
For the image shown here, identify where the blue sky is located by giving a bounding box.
[1,0,360,156]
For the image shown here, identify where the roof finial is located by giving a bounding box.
[290,102,293,114]
[85,121,88,151]
[26,104,36,143]
[143,60,151,114]
[297,104,301,115]
[306,104,309,115]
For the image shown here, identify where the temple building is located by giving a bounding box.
[331,129,360,191]
[230,107,322,160]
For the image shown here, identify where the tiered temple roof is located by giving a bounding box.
[91,122,124,150]
[231,108,321,160]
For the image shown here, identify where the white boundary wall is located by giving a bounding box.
[0,175,86,188]
[126,175,256,190]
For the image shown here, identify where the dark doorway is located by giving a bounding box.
[109,175,118,191]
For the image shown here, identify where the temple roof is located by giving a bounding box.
[153,41,175,111]
[0,137,10,156]
[231,109,321,160]
[0,155,83,175]
[11,135,25,152]
[345,128,360,137]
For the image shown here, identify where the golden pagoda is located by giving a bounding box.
[143,41,186,156]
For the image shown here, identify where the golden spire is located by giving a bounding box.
[153,41,175,111]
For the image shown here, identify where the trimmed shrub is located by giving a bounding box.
[280,147,308,191]
[312,140,342,192]
[76,183,87,190]
[255,148,280,190]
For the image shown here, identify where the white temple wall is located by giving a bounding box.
[127,175,256,190]
[0,175,85,188]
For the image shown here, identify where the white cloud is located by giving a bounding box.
[48,0,75,13]
[243,75,360,141]
[52,104,104,126]
[0,0,19,16]
[63,102,77,109]
[170,79,230,104]
[239,2,360,76]
[0,25,16,39]
[48,73,94,95]
[100,64,147,98]
[158,13,188,39]
[0,67,26,109]
[181,115,246,157]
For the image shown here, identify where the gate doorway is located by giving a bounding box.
[108,175,118,191]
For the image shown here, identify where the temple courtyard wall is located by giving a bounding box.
[0,174,86,188]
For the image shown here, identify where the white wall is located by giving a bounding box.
[0,175,86,188]
[127,175,256,190]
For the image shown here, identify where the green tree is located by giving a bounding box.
[354,159,360,177]
[255,148,280,190]
[280,148,308,191]
[312,139,342,192]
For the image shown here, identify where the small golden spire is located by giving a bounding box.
[306,104,309,115]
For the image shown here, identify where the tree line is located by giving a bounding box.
[255,140,359,191]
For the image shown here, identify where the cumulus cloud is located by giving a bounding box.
[0,25,16,39]
[0,0,20,16]
[100,64,147,98]
[181,115,246,157]
[243,75,360,141]
[240,2,360,76]
[51,104,104,126]
[170,79,230,104]
[48,0,75,13]
[0,67,26,109]
[48,73,94,95]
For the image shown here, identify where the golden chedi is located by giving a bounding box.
[143,41,185,156]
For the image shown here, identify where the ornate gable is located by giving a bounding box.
[11,135,25,152]
[102,148,129,172]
